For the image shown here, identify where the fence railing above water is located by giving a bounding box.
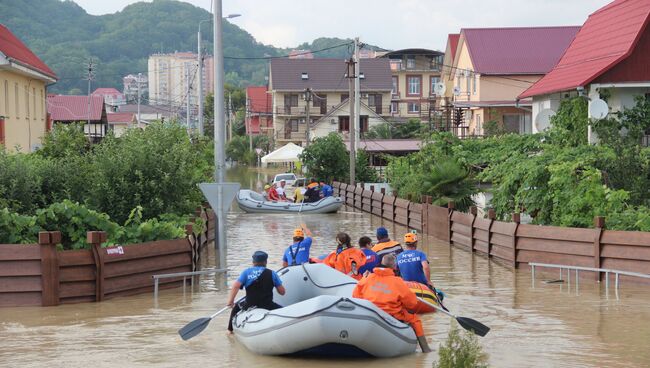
[332,182,650,285]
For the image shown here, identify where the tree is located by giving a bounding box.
[299,133,350,182]
[355,150,378,183]
[423,158,476,211]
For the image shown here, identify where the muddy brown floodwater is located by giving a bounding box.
[2,167,650,367]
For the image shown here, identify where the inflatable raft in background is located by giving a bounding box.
[232,264,418,358]
[406,281,440,314]
[236,189,344,214]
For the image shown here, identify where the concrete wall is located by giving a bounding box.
[0,70,48,152]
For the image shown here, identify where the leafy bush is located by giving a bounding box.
[85,122,209,223]
[0,208,39,244]
[355,149,378,183]
[300,133,350,182]
[433,322,489,368]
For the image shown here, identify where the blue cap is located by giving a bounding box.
[376,227,388,238]
[252,251,268,262]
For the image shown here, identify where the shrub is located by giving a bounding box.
[0,208,39,244]
[433,322,489,368]
[300,133,350,182]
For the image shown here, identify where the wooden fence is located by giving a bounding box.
[0,207,216,307]
[332,182,650,282]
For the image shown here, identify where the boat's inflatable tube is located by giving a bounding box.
[232,264,417,357]
[236,190,344,214]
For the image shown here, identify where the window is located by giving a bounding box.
[0,117,4,146]
[431,55,443,71]
[289,119,299,132]
[407,76,421,96]
[368,94,382,114]
[338,116,350,132]
[503,114,532,134]
[466,73,471,94]
[391,76,399,96]
[360,116,369,133]
[340,93,349,102]
[25,88,29,118]
[430,77,440,95]
[14,83,19,118]
[472,74,477,94]
[390,59,402,71]
[475,114,482,135]
[390,102,398,114]
[406,56,416,69]
[284,94,299,113]
[33,88,36,119]
[408,102,420,113]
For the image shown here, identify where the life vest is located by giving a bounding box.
[371,239,403,263]
[352,267,418,315]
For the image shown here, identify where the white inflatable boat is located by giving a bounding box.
[235,189,344,214]
[231,264,418,358]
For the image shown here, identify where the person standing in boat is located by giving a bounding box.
[323,232,366,280]
[227,251,286,333]
[396,233,432,288]
[371,227,403,264]
[353,254,431,353]
[282,226,313,267]
[358,236,378,275]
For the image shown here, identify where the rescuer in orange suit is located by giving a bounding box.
[323,233,367,280]
[352,253,431,353]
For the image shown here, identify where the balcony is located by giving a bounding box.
[276,106,324,116]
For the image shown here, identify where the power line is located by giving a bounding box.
[224,42,354,60]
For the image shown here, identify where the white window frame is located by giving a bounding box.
[407,76,421,96]
[408,102,420,114]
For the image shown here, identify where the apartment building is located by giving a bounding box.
[379,49,445,122]
[0,24,57,151]
[147,52,214,120]
[268,58,393,147]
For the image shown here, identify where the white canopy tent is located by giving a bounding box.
[261,142,304,166]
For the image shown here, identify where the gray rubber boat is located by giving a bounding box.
[231,264,417,358]
[235,189,344,214]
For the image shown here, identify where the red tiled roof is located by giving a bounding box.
[47,95,105,122]
[0,24,57,79]
[246,86,272,113]
[453,99,532,108]
[107,112,135,124]
[92,88,123,97]
[520,0,650,98]
[448,34,460,60]
[461,26,580,75]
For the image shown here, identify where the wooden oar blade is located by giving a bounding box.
[456,316,490,337]
[178,317,212,341]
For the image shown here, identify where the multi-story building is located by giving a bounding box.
[147,52,214,122]
[444,26,580,136]
[268,58,393,147]
[122,74,148,104]
[0,25,57,152]
[245,86,273,138]
[379,49,445,122]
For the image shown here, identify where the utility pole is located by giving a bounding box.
[136,72,141,128]
[303,88,312,147]
[197,30,204,136]
[214,0,227,268]
[347,57,356,185]
[186,63,191,129]
[228,93,232,141]
[354,37,361,153]
[86,58,95,142]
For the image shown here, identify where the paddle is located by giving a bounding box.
[178,306,231,341]
[417,297,490,337]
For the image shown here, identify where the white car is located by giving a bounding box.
[272,173,297,187]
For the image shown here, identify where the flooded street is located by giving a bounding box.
[2,168,650,367]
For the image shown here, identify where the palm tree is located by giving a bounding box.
[423,158,476,211]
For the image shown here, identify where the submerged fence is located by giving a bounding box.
[0,207,215,307]
[332,182,650,284]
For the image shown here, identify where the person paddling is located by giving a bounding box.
[358,236,378,275]
[227,251,286,333]
[282,226,313,267]
[371,227,403,264]
[353,254,431,353]
[323,232,367,280]
[396,233,432,288]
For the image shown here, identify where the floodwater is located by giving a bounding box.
[2,167,650,367]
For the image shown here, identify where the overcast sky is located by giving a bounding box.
[72,0,612,50]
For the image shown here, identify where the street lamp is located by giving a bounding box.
[197,14,240,137]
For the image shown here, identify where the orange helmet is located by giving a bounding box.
[293,228,305,238]
[404,233,418,244]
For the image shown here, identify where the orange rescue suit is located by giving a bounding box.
[323,247,367,280]
[352,267,425,337]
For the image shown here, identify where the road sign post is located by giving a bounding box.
[199,183,240,270]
